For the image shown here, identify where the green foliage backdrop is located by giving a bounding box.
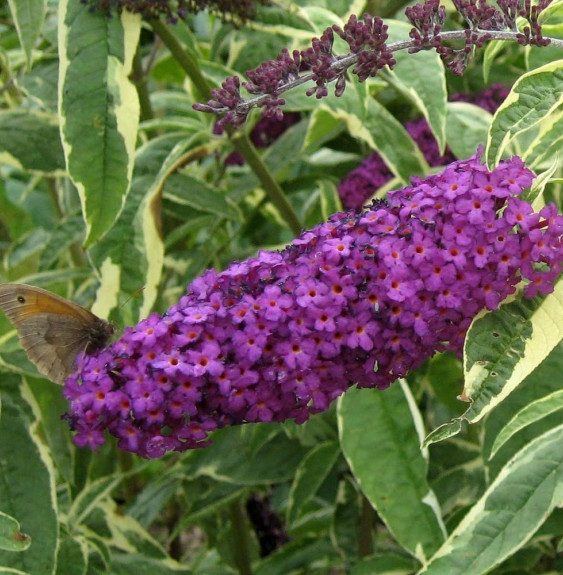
[0,0,563,573]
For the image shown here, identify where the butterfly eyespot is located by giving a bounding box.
[17,296,25,303]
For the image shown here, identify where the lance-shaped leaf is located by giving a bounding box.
[338,381,446,563]
[424,283,563,447]
[387,20,447,154]
[446,103,492,161]
[89,134,212,322]
[463,283,563,422]
[420,423,563,574]
[0,376,58,574]
[7,0,45,69]
[0,110,65,174]
[490,389,563,459]
[58,0,140,246]
[522,108,563,170]
[287,442,340,525]
[486,59,563,167]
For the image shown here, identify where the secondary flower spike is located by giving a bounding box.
[64,152,563,458]
[338,83,510,209]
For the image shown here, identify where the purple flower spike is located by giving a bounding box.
[64,152,563,458]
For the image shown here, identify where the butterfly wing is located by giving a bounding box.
[0,283,112,384]
[0,283,96,324]
[14,314,93,383]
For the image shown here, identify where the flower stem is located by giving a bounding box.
[131,47,154,123]
[150,18,211,100]
[229,500,254,575]
[230,131,302,236]
[359,494,375,557]
[150,18,302,235]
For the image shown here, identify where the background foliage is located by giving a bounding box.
[1,0,563,573]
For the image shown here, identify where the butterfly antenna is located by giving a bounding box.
[119,287,145,311]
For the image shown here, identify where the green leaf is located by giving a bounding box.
[446,103,492,160]
[92,499,169,559]
[521,108,563,170]
[39,216,85,269]
[55,535,88,575]
[351,553,417,575]
[422,420,463,449]
[0,512,30,552]
[338,382,446,562]
[0,182,33,240]
[18,59,59,111]
[254,537,336,575]
[482,40,509,84]
[287,442,340,524]
[331,479,362,560]
[7,0,45,69]
[490,389,563,459]
[305,108,345,153]
[58,1,141,246]
[0,110,65,174]
[88,134,186,323]
[128,135,215,319]
[360,99,428,183]
[163,173,242,221]
[5,228,50,272]
[182,425,308,485]
[302,179,342,228]
[486,59,563,166]
[462,283,563,423]
[526,158,560,204]
[127,474,182,529]
[178,482,245,526]
[67,475,122,528]
[482,342,563,479]
[0,377,58,575]
[387,20,447,153]
[298,6,343,36]
[425,285,563,447]
[107,553,191,574]
[420,424,563,574]
[27,376,75,485]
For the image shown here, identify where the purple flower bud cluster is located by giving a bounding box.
[334,14,396,84]
[64,152,563,458]
[453,0,506,30]
[406,0,446,52]
[81,0,267,24]
[427,0,552,72]
[194,14,395,127]
[196,1,554,123]
[338,84,510,209]
[516,0,552,46]
[338,154,395,211]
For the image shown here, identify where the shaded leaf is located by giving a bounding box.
[338,382,445,562]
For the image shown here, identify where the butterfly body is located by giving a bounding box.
[0,283,114,384]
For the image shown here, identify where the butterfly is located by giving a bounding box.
[0,283,114,384]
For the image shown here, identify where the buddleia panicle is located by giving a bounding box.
[64,152,563,458]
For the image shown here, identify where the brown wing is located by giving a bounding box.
[15,315,91,383]
[0,283,97,324]
[0,283,112,384]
